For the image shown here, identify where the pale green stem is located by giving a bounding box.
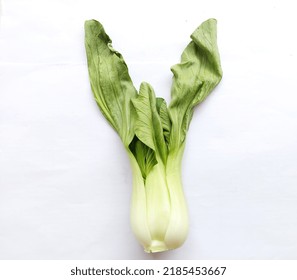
[127,145,189,253]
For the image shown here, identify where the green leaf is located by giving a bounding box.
[84,20,137,147]
[156,98,171,145]
[131,82,167,163]
[129,136,157,180]
[168,18,223,150]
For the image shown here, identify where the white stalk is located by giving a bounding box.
[129,147,189,253]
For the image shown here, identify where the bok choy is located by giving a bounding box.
[84,18,222,253]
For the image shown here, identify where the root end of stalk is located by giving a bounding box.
[144,240,169,253]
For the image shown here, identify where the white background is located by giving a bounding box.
[0,0,296,260]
